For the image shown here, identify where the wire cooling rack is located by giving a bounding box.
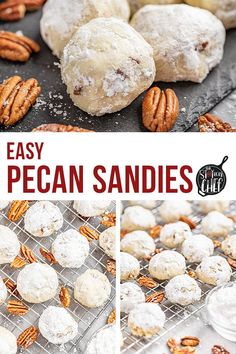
[0,200,116,354]
[121,201,236,354]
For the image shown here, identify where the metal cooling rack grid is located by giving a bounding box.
[121,201,236,354]
[0,200,116,354]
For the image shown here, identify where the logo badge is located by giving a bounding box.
[196,156,228,197]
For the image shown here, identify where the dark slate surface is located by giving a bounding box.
[0,9,236,132]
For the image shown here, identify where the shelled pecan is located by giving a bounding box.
[138,276,157,288]
[212,345,230,354]
[106,259,116,276]
[149,225,162,239]
[198,113,236,132]
[32,123,94,132]
[17,326,39,349]
[146,291,165,303]
[59,287,71,308]
[79,225,99,241]
[107,309,116,324]
[10,255,26,268]
[179,216,196,229]
[8,200,29,221]
[3,278,20,296]
[0,75,41,126]
[7,299,28,315]
[181,337,200,347]
[227,257,236,269]
[0,1,26,21]
[142,87,179,132]
[101,212,116,227]
[39,247,57,264]
[21,244,37,263]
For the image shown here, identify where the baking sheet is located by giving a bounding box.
[0,9,236,132]
[0,200,116,354]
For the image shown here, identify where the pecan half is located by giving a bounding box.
[3,277,20,296]
[198,113,236,132]
[138,276,157,288]
[227,257,236,269]
[167,338,179,350]
[213,240,222,249]
[32,123,94,132]
[7,299,28,315]
[107,309,116,324]
[0,76,41,126]
[17,326,39,349]
[179,216,196,230]
[0,31,40,62]
[172,348,196,354]
[106,259,116,276]
[181,337,200,347]
[0,1,26,21]
[212,345,230,354]
[39,247,57,264]
[142,87,179,132]
[149,225,162,239]
[79,225,99,241]
[8,200,29,221]
[59,287,71,308]
[21,244,37,263]
[101,212,116,227]
[146,291,165,303]
[10,255,26,268]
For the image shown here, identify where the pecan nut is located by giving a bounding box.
[0,75,41,126]
[0,1,26,21]
[7,299,28,315]
[213,240,222,249]
[17,326,39,349]
[101,212,116,227]
[142,87,179,132]
[32,123,94,132]
[138,276,157,288]
[3,278,20,296]
[198,113,236,132]
[79,225,99,241]
[212,345,230,354]
[149,225,162,239]
[39,247,57,264]
[227,257,236,269]
[21,244,37,263]
[0,31,40,62]
[181,337,200,347]
[107,309,116,324]
[106,259,116,276]
[59,287,71,308]
[146,291,165,303]
[8,200,29,221]
[179,216,196,229]
[10,255,26,268]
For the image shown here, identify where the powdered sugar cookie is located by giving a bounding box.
[160,221,192,248]
[52,229,89,268]
[40,0,130,57]
[73,200,110,217]
[131,4,225,83]
[201,211,233,238]
[165,274,201,306]
[0,225,20,265]
[222,235,236,260]
[128,303,165,337]
[198,200,230,214]
[0,327,17,354]
[39,306,78,344]
[120,282,145,314]
[149,250,186,280]
[181,234,214,263]
[24,201,63,237]
[120,252,140,281]
[17,263,59,303]
[85,324,116,354]
[74,269,111,308]
[0,201,10,210]
[99,226,116,260]
[0,277,7,305]
[158,201,192,223]
[61,18,155,116]
[196,256,232,286]
[128,201,158,209]
[121,206,155,231]
[120,230,155,259]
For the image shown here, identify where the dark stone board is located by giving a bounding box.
[0,8,236,132]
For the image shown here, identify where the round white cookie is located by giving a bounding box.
[0,277,7,305]
[149,250,186,280]
[185,0,236,29]
[196,256,232,286]
[181,234,214,263]
[128,303,165,337]
[121,206,156,231]
[0,327,17,354]
[201,211,233,238]
[222,235,236,260]
[120,282,145,314]
[120,252,140,280]
[128,200,158,209]
[131,4,225,83]
[61,18,156,116]
[99,226,116,260]
[40,0,130,58]
[0,225,20,265]
[74,269,111,308]
[158,201,192,223]
[17,263,59,303]
[160,221,192,248]
[0,201,10,210]
[39,306,78,344]
[165,274,201,306]
[198,200,230,214]
[129,0,182,14]
[120,230,155,259]
[24,201,63,237]
[52,229,89,268]
[73,200,110,217]
[85,324,116,354]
